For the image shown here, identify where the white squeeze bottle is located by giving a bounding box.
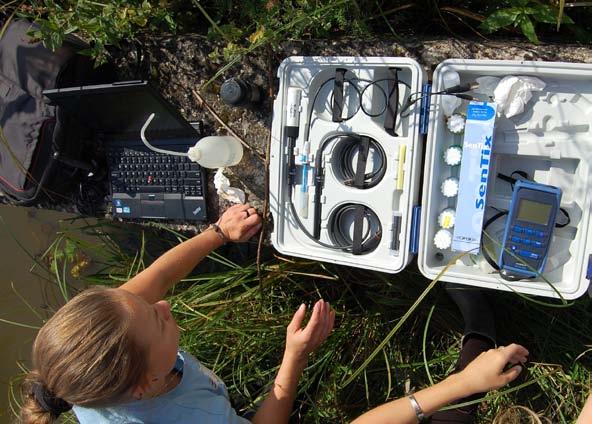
[187,136,243,168]
[140,114,244,168]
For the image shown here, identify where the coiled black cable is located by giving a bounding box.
[335,135,386,189]
[305,76,410,140]
[329,203,382,254]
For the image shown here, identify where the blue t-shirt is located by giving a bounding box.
[73,351,251,424]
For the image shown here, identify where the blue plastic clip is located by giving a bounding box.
[410,205,422,254]
[419,83,431,135]
[586,254,592,281]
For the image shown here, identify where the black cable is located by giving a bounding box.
[292,72,408,250]
[359,82,388,117]
[288,200,350,250]
[556,207,570,228]
[337,136,386,188]
[354,77,410,118]
[306,77,410,139]
[329,204,382,254]
[480,210,507,271]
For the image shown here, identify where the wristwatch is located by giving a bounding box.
[407,394,426,423]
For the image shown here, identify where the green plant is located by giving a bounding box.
[480,0,573,43]
[5,219,592,422]
[13,0,176,64]
[202,0,366,66]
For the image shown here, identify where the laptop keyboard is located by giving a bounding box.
[107,147,203,197]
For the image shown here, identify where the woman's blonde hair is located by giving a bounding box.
[19,286,148,423]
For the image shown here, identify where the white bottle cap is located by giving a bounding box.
[187,145,202,162]
[441,177,459,198]
[438,208,456,229]
[443,146,462,166]
[434,229,453,250]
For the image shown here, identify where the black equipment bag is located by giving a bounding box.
[0,18,117,205]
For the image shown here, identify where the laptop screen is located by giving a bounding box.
[44,81,196,140]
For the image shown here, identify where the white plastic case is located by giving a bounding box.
[270,57,425,273]
[420,59,592,300]
[270,57,592,299]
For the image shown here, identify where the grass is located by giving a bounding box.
[5,218,592,422]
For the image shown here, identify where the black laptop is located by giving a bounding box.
[44,81,207,221]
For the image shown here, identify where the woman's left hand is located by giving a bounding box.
[217,203,262,242]
[284,300,335,365]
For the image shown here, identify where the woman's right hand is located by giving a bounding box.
[217,203,262,242]
[457,343,529,394]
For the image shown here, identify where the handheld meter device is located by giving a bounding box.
[498,180,562,281]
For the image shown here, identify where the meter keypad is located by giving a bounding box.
[507,226,545,262]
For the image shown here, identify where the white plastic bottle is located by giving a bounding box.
[187,136,244,168]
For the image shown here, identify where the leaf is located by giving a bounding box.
[218,24,243,42]
[48,31,64,51]
[530,5,559,24]
[519,15,539,43]
[83,18,101,33]
[132,15,148,27]
[248,26,266,44]
[479,8,522,33]
[64,239,77,262]
[164,14,177,31]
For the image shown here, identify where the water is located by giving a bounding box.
[0,205,84,422]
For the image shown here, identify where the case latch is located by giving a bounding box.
[410,205,421,254]
[419,83,432,135]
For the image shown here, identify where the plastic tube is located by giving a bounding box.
[140,113,188,157]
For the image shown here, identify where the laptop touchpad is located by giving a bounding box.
[141,200,166,218]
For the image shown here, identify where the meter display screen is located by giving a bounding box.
[516,199,552,226]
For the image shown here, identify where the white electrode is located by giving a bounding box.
[286,87,302,129]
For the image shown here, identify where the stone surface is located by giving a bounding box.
[9,36,592,233]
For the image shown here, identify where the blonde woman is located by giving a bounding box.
[20,203,335,424]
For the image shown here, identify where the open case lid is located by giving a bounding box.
[270,56,426,274]
[418,59,592,300]
[44,81,197,140]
